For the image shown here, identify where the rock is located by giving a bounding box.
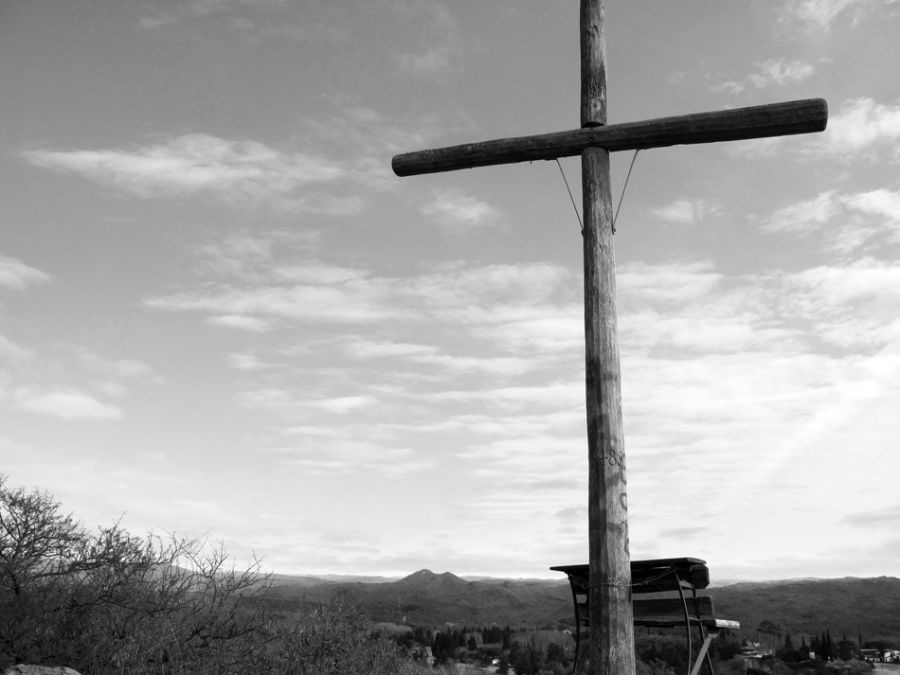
[3,668,83,675]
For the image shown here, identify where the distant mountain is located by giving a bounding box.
[263,568,571,626]
[268,572,399,586]
[261,570,900,642]
[398,569,469,590]
[713,577,900,643]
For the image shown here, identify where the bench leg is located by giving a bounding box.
[573,637,590,675]
[564,630,590,675]
[689,633,716,675]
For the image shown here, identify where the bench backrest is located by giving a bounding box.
[551,558,739,674]
[550,558,720,628]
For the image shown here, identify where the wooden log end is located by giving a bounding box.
[815,97,829,131]
[391,154,417,177]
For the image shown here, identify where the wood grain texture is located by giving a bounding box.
[581,2,634,673]
[580,0,606,126]
[583,143,634,674]
[391,98,827,176]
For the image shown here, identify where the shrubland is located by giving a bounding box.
[0,475,427,674]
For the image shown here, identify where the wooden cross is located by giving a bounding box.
[391,3,827,674]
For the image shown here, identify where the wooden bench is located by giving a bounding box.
[551,558,739,675]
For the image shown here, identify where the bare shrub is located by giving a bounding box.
[0,476,428,674]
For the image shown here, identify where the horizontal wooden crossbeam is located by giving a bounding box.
[392,98,827,176]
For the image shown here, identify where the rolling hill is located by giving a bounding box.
[713,577,900,643]
[260,570,900,644]
[262,569,572,626]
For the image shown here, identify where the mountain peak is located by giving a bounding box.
[399,569,465,587]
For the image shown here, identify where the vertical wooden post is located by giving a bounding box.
[581,1,635,673]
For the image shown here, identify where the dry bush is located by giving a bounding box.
[0,475,427,674]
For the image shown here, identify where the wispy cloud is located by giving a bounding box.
[140,0,460,83]
[341,339,437,360]
[143,241,589,488]
[0,335,35,364]
[419,188,504,232]
[843,504,900,527]
[309,395,376,414]
[619,261,724,304]
[73,350,157,381]
[226,353,271,371]
[790,0,858,28]
[23,105,475,215]
[340,338,534,376]
[649,198,722,225]
[433,381,582,412]
[619,257,900,360]
[618,261,798,358]
[1,341,158,423]
[148,239,579,353]
[812,97,900,158]
[407,352,536,377]
[749,58,817,88]
[257,434,434,477]
[843,188,900,225]
[23,135,356,215]
[715,59,817,95]
[761,188,900,253]
[784,0,886,29]
[762,191,841,235]
[139,0,287,30]
[787,257,900,308]
[141,227,900,559]
[14,388,123,421]
[136,232,900,573]
[207,314,273,332]
[146,271,407,325]
[399,46,453,75]
[149,234,390,327]
[140,0,461,82]
[0,253,52,290]
[612,257,900,553]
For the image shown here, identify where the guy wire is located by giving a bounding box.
[612,149,640,234]
[554,158,583,234]
[554,149,641,236]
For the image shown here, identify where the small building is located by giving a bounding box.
[860,648,881,662]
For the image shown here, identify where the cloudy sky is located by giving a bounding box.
[2,0,899,582]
